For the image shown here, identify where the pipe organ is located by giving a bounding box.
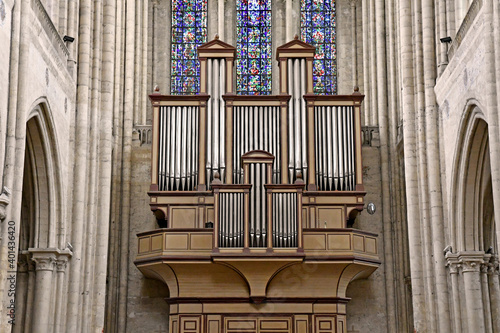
[137,37,379,333]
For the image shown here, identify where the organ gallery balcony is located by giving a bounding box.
[135,37,379,333]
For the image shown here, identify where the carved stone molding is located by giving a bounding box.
[0,186,11,220]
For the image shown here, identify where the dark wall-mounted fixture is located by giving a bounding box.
[63,35,75,43]
[440,36,452,43]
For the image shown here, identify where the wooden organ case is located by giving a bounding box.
[135,37,380,333]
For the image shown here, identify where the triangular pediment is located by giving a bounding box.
[198,36,236,53]
[276,37,316,60]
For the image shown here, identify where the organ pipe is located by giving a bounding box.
[233,106,281,184]
[314,106,356,191]
[158,106,199,191]
[219,192,244,248]
[288,58,308,183]
[206,58,226,188]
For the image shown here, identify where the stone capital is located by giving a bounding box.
[29,247,72,272]
[445,253,461,274]
[56,256,70,272]
[31,256,56,271]
[17,252,31,273]
[458,252,485,273]
[488,257,500,276]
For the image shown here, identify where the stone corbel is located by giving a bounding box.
[0,186,12,221]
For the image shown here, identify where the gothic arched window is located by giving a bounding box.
[171,0,208,94]
[236,0,272,95]
[301,0,337,94]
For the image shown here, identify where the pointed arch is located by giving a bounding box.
[23,99,64,249]
[450,103,493,252]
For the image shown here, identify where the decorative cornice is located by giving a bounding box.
[448,0,483,60]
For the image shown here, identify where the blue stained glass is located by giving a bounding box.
[171,0,207,95]
[237,0,272,95]
[301,0,337,94]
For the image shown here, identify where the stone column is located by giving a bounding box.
[480,255,493,333]
[488,257,500,332]
[54,255,70,332]
[23,258,36,333]
[30,251,56,333]
[460,252,486,332]
[13,253,29,333]
[446,253,462,332]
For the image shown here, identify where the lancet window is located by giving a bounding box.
[301,0,337,94]
[236,0,272,95]
[170,0,208,94]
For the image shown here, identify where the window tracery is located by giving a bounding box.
[301,0,337,94]
[171,0,207,94]
[236,0,272,95]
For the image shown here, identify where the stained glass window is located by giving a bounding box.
[301,0,337,94]
[171,0,207,95]
[236,0,272,95]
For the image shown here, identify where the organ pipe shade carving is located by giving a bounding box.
[236,0,272,95]
[170,0,207,94]
[233,106,281,184]
[314,106,356,191]
[301,0,337,94]
[158,106,199,191]
[206,58,227,187]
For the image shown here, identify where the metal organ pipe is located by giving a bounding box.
[272,192,297,248]
[314,106,356,191]
[287,58,308,183]
[219,192,244,248]
[206,58,226,187]
[158,106,199,191]
[232,106,281,184]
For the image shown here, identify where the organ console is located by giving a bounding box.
[136,37,379,333]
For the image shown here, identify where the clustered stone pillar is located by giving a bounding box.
[27,249,72,332]
[446,251,500,332]
[31,252,56,332]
